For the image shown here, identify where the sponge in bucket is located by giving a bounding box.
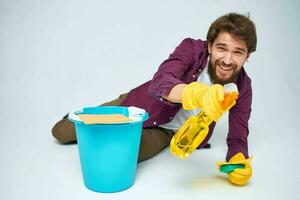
[78,114,133,124]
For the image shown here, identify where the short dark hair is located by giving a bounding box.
[206,13,257,53]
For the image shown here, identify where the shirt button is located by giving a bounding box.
[192,75,196,78]
[160,98,163,101]
[153,121,157,125]
[170,117,173,120]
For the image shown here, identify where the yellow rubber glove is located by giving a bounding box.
[216,152,252,186]
[181,82,225,121]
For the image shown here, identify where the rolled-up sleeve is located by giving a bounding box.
[226,80,252,161]
[148,38,195,105]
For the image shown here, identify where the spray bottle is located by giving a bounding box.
[170,83,239,159]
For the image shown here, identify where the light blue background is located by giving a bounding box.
[1,0,299,199]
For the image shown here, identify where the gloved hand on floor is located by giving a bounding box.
[216,152,252,186]
[181,82,235,121]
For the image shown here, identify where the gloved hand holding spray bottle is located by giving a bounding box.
[170,82,252,185]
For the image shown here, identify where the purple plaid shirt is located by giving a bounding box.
[121,38,252,161]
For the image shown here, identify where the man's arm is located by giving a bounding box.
[226,79,252,161]
[162,83,187,103]
[148,38,196,105]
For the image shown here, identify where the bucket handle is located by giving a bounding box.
[130,112,149,122]
[128,106,149,122]
[68,108,84,123]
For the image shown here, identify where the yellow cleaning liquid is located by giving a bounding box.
[170,111,212,159]
[170,85,239,159]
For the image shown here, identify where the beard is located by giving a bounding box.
[207,58,241,85]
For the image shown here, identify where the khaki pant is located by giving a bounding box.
[52,93,174,162]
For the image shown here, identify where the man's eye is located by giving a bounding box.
[217,47,226,51]
[234,51,243,56]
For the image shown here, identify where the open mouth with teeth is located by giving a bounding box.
[216,64,234,79]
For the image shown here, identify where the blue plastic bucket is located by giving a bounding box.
[68,106,148,193]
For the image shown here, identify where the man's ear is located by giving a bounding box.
[208,42,212,54]
[246,53,251,59]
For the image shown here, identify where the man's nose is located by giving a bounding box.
[223,52,233,65]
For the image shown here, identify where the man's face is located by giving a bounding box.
[208,32,250,85]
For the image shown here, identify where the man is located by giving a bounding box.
[52,13,257,186]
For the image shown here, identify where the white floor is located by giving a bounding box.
[1,0,299,199]
[1,112,298,200]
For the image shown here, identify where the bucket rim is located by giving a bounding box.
[68,106,149,125]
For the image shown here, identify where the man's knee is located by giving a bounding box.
[52,115,77,143]
[137,128,173,162]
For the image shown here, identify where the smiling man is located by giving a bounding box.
[208,31,248,85]
[52,13,257,186]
